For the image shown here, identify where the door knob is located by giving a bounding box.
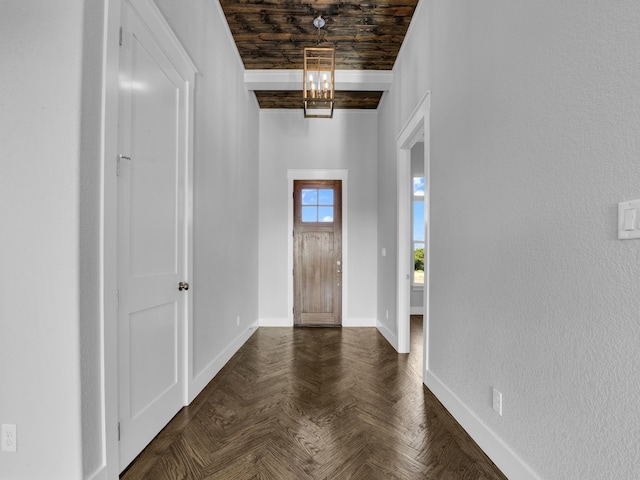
[178,281,189,291]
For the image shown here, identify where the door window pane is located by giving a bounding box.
[302,206,318,222]
[318,189,334,205]
[318,207,334,222]
[302,189,318,205]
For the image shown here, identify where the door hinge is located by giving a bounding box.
[119,26,123,46]
[117,422,121,441]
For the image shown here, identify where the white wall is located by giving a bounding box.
[0,1,103,478]
[258,110,378,326]
[376,0,431,340]
[79,2,107,476]
[1,0,258,478]
[379,0,640,479]
[152,0,260,390]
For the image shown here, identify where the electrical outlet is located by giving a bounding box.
[385,309,389,320]
[2,424,17,452]
[236,315,240,327]
[492,388,503,416]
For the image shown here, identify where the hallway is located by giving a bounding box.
[121,319,506,479]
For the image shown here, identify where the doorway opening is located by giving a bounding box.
[396,92,430,380]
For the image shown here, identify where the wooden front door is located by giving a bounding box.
[293,180,342,326]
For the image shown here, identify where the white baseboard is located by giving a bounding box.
[343,317,377,327]
[425,370,541,480]
[189,326,258,402]
[86,465,107,480]
[259,318,377,327]
[376,320,398,350]
[259,317,293,327]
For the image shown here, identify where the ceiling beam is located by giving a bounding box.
[244,69,393,91]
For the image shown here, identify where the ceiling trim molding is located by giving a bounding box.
[244,70,393,91]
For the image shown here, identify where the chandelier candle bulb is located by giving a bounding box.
[302,45,335,118]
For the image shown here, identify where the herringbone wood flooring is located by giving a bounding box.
[121,317,507,479]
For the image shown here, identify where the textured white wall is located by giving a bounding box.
[258,110,378,326]
[376,0,431,339]
[380,0,640,478]
[0,1,92,478]
[2,1,259,477]
[153,0,260,379]
[78,2,106,476]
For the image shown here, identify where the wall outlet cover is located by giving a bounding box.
[2,424,17,452]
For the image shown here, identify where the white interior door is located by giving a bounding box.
[117,2,188,471]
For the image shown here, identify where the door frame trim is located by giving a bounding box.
[395,92,430,365]
[287,169,348,326]
[102,0,197,476]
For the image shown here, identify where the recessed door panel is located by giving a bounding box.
[128,35,178,277]
[129,302,178,418]
[299,232,334,314]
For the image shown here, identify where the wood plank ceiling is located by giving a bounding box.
[218,0,419,110]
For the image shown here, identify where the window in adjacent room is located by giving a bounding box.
[413,176,425,286]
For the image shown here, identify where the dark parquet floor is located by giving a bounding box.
[121,316,507,479]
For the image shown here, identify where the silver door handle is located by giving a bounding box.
[178,281,189,291]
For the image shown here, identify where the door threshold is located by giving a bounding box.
[294,324,342,328]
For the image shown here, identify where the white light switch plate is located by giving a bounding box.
[492,388,503,416]
[618,200,640,240]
